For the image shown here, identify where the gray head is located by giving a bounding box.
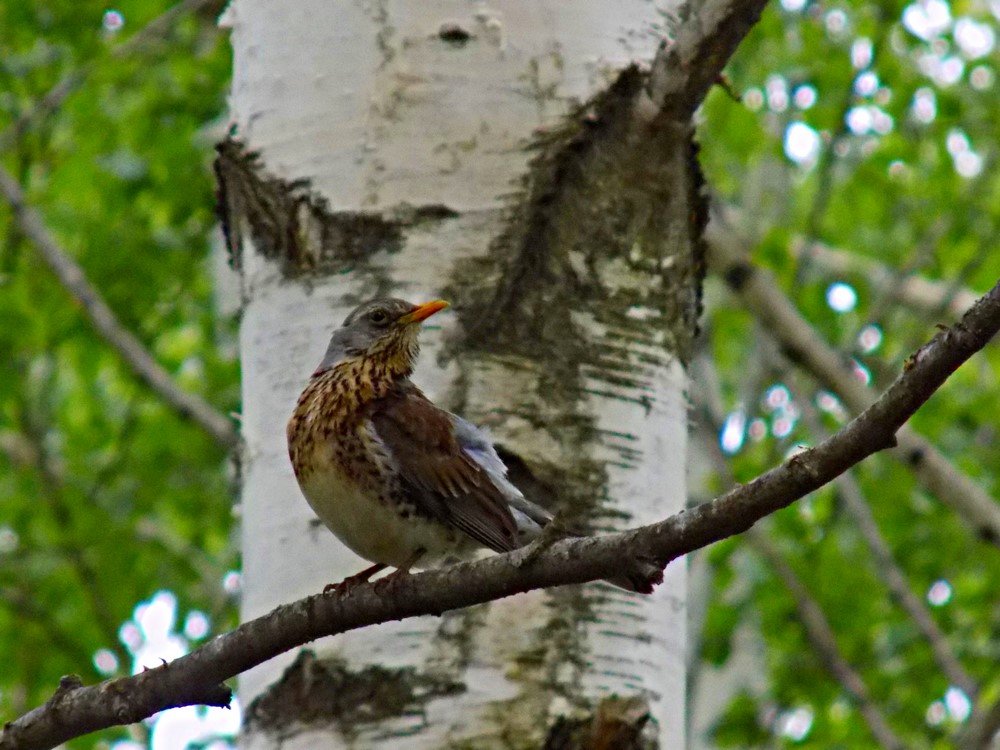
[316,297,449,374]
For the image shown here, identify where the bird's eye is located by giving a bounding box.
[368,309,389,325]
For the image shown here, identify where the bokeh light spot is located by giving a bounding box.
[778,706,814,740]
[903,0,952,40]
[825,9,848,36]
[784,122,820,166]
[744,88,765,110]
[793,85,817,109]
[858,324,883,352]
[93,648,119,676]
[720,410,747,454]
[847,106,873,134]
[223,571,242,595]
[926,700,947,726]
[0,526,18,554]
[766,75,789,112]
[102,9,124,32]
[945,687,972,722]
[911,87,937,123]
[851,37,873,68]
[184,611,211,640]
[826,282,858,312]
[954,18,995,58]
[927,579,953,606]
[969,65,994,89]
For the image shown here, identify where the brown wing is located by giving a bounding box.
[369,385,520,553]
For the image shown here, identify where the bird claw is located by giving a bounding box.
[323,563,387,597]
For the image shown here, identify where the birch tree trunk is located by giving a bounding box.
[216,2,702,747]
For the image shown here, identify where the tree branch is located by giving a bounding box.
[0,167,238,449]
[690,386,907,749]
[3,278,998,750]
[748,529,906,750]
[0,0,222,154]
[715,202,981,320]
[693,354,978,709]
[796,399,979,699]
[961,696,1000,750]
[643,0,771,120]
[706,218,1000,542]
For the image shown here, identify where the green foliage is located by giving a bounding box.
[0,1,235,747]
[698,0,1000,745]
[1,0,998,748]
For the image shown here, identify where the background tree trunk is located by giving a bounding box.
[218,1,702,746]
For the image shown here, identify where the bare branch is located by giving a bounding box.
[796,401,979,699]
[789,238,980,319]
[0,0,221,153]
[2,278,998,750]
[692,382,906,749]
[692,353,978,703]
[748,530,906,750]
[0,167,238,449]
[714,203,981,319]
[707,219,1000,542]
[962,696,1000,750]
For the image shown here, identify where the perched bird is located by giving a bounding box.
[287,298,650,593]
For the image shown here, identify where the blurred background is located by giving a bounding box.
[0,0,997,747]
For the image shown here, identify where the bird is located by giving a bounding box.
[286,297,652,594]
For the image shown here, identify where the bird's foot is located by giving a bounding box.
[323,563,387,596]
[372,548,425,594]
[373,567,412,594]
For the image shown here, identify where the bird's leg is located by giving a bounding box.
[519,513,576,568]
[323,562,387,595]
[374,548,425,594]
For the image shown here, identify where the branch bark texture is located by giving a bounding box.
[3,277,998,750]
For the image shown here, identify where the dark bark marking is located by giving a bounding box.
[438,23,472,45]
[214,136,458,277]
[245,649,464,737]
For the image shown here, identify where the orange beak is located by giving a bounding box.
[398,299,449,325]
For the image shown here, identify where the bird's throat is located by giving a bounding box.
[303,355,409,422]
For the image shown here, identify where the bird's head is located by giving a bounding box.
[316,297,449,377]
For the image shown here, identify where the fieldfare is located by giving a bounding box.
[287,298,650,593]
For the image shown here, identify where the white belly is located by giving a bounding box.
[299,468,466,569]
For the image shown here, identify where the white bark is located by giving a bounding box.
[222,1,689,746]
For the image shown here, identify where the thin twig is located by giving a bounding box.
[692,351,978,700]
[795,389,979,699]
[787,237,980,319]
[961,696,1000,750]
[0,166,238,448]
[707,217,1000,542]
[16,392,133,672]
[748,529,906,750]
[0,0,220,154]
[692,355,942,745]
[2,277,998,750]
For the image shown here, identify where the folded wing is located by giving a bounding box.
[369,385,521,553]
